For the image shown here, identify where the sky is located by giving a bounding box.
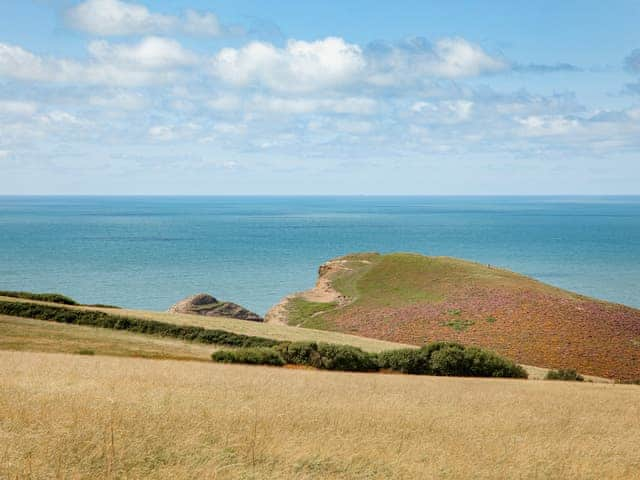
[0,0,639,195]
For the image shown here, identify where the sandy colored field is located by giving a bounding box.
[1,350,638,480]
[0,315,215,361]
[0,295,410,353]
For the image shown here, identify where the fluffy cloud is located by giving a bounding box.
[250,95,376,115]
[0,100,38,116]
[67,0,228,37]
[89,91,147,110]
[211,37,365,92]
[517,115,580,137]
[210,36,506,92]
[88,37,197,68]
[365,37,506,86]
[411,100,474,123]
[0,38,195,86]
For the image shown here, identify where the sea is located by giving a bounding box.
[0,196,638,315]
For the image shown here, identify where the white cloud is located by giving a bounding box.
[89,91,147,110]
[148,123,201,141]
[207,94,242,111]
[0,150,10,160]
[366,37,506,86]
[517,115,580,137]
[0,39,192,86]
[183,10,222,36]
[67,0,176,36]
[0,100,38,116]
[430,38,505,77]
[251,95,376,115]
[335,120,373,134]
[211,37,366,92]
[211,36,505,92]
[67,0,227,37]
[88,37,197,68]
[411,100,474,123]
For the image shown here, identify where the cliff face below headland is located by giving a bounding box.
[169,293,263,322]
[266,252,640,381]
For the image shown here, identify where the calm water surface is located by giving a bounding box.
[0,196,638,314]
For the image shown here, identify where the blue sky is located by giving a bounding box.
[1,0,639,194]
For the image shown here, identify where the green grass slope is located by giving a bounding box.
[271,252,640,380]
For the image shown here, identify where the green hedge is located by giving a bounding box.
[222,340,526,378]
[0,300,278,348]
[378,342,528,378]
[212,348,285,366]
[0,291,78,305]
[545,369,584,381]
[273,341,379,372]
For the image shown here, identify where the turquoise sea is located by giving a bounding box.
[0,196,638,314]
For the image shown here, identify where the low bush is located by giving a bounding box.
[276,341,323,368]
[379,342,527,378]
[316,343,379,372]
[0,300,278,348]
[76,349,95,355]
[276,341,379,372]
[545,369,584,381]
[212,348,285,366]
[0,291,78,305]
[377,347,432,374]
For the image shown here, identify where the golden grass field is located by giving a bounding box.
[0,314,216,361]
[1,349,638,480]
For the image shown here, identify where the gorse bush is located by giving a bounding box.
[0,301,278,348]
[212,348,285,366]
[545,369,584,381]
[0,291,78,305]
[316,343,379,372]
[276,341,379,372]
[378,342,527,378]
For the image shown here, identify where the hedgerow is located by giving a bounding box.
[0,300,278,348]
[545,369,584,381]
[0,291,78,305]
[273,341,379,372]
[378,342,527,378]
[212,348,285,366]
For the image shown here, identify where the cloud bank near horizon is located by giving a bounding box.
[0,0,639,194]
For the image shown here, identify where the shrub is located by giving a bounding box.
[76,349,95,355]
[0,291,78,305]
[462,347,528,378]
[211,348,285,366]
[378,342,527,379]
[377,348,432,374]
[545,369,584,381]
[276,341,323,368]
[316,343,379,372]
[275,341,378,372]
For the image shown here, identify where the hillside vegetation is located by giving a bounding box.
[270,252,640,380]
[0,295,406,353]
[1,350,638,479]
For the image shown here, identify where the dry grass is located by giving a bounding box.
[1,350,639,480]
[0,296,408,353]
[0,314,215,361]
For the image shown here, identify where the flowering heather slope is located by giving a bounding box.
[291,253,640,381]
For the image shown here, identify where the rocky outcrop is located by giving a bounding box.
[168,293,263,322]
